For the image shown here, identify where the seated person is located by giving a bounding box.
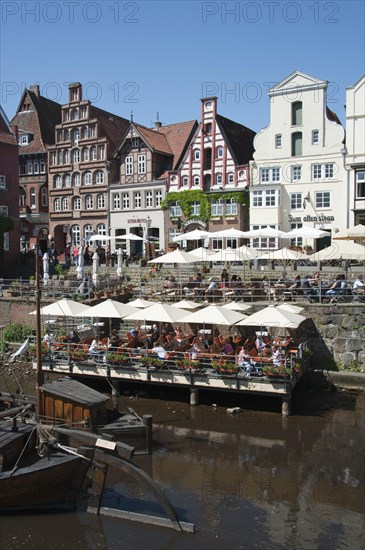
[190,337,205,359]
[353,274,365,294]
[326,275,342,296]
[108,329,120,350]
[255,335,267,352]
[151,344,167,359]
[238,346,256,377]
[70,330,81,344]
[271,346,283,367]
[221,337,234,355]
[205,278,217,296]
[302,275,319,301]
[126,329,139,348]
[89,338,106,356]
[289,274,301,290]
[43,330,54,349]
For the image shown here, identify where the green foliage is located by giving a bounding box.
[3,323,32,342]
[337,360,363,373]
[55,264,68,278]
[0,340,8,353]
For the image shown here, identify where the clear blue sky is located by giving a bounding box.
[1,0,364,131]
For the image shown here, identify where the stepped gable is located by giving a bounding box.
[11,88,62,153]
[0,108,18,146]
[216,114,256,165]
[90,106,130,154]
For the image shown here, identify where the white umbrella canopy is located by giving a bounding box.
[173,229,211,242]
[209,249,244,263]
[333,224,365,241]
[238,245,260,259]
[210,228,249,239]
[29,298,92,317]
[171,299,203,310]
[309,240,365,262]
[284,227,329,239]
[116,248,123,277]
[182,305,247,326]
[43,252,49,287]
[243,228,287,238]
[188,247,217,261]
[124,302,189,324]
[148,249,200,264]
[92,252,99,286]
[221,302,252,313]
[277,303,304,314]
[76,299,138,319]
[76,246,85,280]
[257,247,306,261]
[116,233,146,241]
[236,304,306,329]
[128,298,156,308]
[89,234,113,242]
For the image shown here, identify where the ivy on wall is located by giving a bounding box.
[161,189,249,224]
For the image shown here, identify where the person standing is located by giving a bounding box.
[73,245,79,266]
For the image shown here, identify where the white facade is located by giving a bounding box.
[345,75,365,227]
[250,71,346,250]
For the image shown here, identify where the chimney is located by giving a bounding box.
[29,84,40,98]
[154,112,161,132]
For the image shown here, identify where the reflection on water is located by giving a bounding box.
[0,387,364,549]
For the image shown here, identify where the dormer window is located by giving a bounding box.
[132,137,139,148]
[19,134,30,146]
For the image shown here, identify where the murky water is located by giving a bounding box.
[0,380,364,550]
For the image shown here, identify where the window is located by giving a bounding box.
[275,134,282,148]
[83,171,92,186]
[63,150,69,164]
[64,129,70,141]
[194,149,200,160]
[272,167,280,182]
[356,171,365,198]
[95,171,104,184]
[126,156,133,175]
[291,132,302,156]
[72,149,80,163]
[82,127,89,139]
[71,109,79,121]
[54,175,62,189]
[227,173,234,184]
[82,147,89,161]
[84,225,94,245]
[291,165,302,181]
[252,189,280,207]
[27,160,33,174]
[85,195,94,209]
[217,146,223,158]
[0,205,8,216]
[134,192,141,208]
[54,198,61,211]
[97,193,106,208]
[3,233,9,251]
[33,160,39,174]
[155,190,162,207]
[19,189,26,206]
[81,107,87,118]
[72,129,80,144]
[122,193,130,209]
[312,130,319,144]
[182,176,188,187]
[91,146,97,160]
[315,191,331,208]
[265,189,278,207]
[292,101,302,125]
[211,199,223,216]
[71,225,80,246]
[205,123,212,134]
[193,176,200,187]
[73,197,81,210]
[64,174,71,187]
[260,167,280,183]
[51,152,56,166]
[40,159,45,173]
[99,145,104,159]
[89,125,96,138]
[57,150,63,165]
[96,224,107,243]
[312,163,335,180]
[290,193,302,210]
[0,176,6,189]
[41,188,48,207]
[191,201,200,216]
[20,135,28,146]
[225,199,238,215]
[169,202,182,217]
[145,191,153,208]
[290,223,303,247]
[132,137,139,147]
[64,111,70,122]
[62,197,69,211]
[250,225,278,249]
[138,154,146,174]
[112,194,120,210]
[169,229,181,242]
[253,190,263,207]
[216,173,222,185]
[73,172,81,187]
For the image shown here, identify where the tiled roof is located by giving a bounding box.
[0,108,18,146]
[160,120,198,169]
[216,115,256,165]
[136,125,172,155]
[90,106,130,153]
[11,89,62,153]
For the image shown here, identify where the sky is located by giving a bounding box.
[1,0,364,132]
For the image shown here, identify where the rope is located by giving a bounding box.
[53,442,93,462]
[9,423,37,476]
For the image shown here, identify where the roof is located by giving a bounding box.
[0,107,18,146]
[216,114,256,165]
[90,106,130,153]
[11,89,62,153]
[40,378,109,406]
[160,120,198,169]
[136,124,172,155]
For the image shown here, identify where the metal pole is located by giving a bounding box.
[35,242,44,418]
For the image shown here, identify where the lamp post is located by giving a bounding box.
[146,216,152,261]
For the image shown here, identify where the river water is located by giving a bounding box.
[0,381,364,550]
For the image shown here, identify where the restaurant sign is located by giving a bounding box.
[288,214,335,223]
[183,219,208,229]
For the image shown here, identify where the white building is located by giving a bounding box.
[345,75,365,227]
[250,71,346,251]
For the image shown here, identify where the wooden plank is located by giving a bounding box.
[99,507,195,533]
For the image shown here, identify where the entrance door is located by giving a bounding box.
[317,231,331,251]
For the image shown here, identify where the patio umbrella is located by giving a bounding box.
[128,298,156,308]
[89,234,113,242]
[42,252,49,287]
[238,245,260,259]
[236,304,306,329]
[284,227,329,239]
[173,229,211,242]
[242,228,287,238]
[333,224,365,242]
[116,248,123,278]
[277,303,304,314]
[221,302,252,313]
[76,246,85,280]
[308,241,365,262]
[182,305,247,326]
[209,248,244,263]
[210,228,248,239]
[29,298,92,317]
[92,252,99,286]
[124,302,189,324]
[188,247,216,262]
[148,249,200,265]
[257,247,306,261]
[76,299,138,319]
[171,299,203,310]
[115,233,146,241]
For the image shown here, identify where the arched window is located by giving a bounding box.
[54,175,62,189]
[95,171,104,184]
[291,132,302,156]
[19,188,26,207]
[71,109,79,121]
[64,174,71,187]
[91,146,97,160]
[83,171,92,186]
[63,149,69,164]
[64,129,70,141]
[71,225,80,246]
[30,187,36,209]
[85,194,94,209]
[62,197,69,210]
[72,128,80,144]
[97,193,106,208]
[73,172,81,186]
[82,126,89,139]
[72,148,80,163]
[292,101,302,126]
[193,175,200,186]
[82,147,89,161]
[57,150,63,165]
[84,225,93,245]
[73,196,81,210]
[54,198,61,211]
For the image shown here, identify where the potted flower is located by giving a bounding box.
[176,358,198,371]
[212,360,237,375]
[106,352,130,365]
[68,349,88,362]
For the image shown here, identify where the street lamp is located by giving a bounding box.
[146,216,152,261]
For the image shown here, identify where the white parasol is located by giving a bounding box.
[92,252,99,286]
[284,227,329,239]
[76,299,138,319]
[76,245,85,280]
[89,234,114,242]
[29,298,91,317]
[116,248,123,277]
[128,298,156,308]
[148,249,201,264]
[210,228,249,239]
[182,304,247,326]
[42,252,49,287]
[188,247,217,262]
[236,304,306,329]
[221,302,252,313]
[173,229,211,242]
[171,299,203,310]
[124,302,189,324]
[332,224,365,242]
[308,241,365,262]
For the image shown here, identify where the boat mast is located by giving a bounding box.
[35,242,44,417]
